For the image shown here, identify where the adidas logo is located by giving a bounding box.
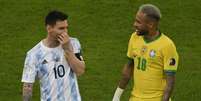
[42,60,48,64]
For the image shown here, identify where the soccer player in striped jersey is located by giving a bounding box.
[113,4,179,101]
[21,10,85,101]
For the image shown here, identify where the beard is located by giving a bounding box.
[136,29,149,36]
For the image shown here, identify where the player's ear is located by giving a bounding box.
[46,25,53,33]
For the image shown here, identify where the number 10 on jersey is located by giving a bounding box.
[53,64,65,79]
[137,57,147,71]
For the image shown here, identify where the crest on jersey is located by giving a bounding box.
[149,49,156,58]
[141,46,147,55]
[169,58,176,66]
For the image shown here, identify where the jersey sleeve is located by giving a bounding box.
[162,42,179,74]
[127,34,134,59]
[21,53,37,83]
[70,38,83,61]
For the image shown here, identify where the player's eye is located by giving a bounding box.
[59,27,65,30]
[59,26,68,30]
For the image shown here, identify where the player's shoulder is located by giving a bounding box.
[130,32,140,40]
[26,41,43,56]
[70,37,82,53]
[70,37,80,42]
[24,41,44,63]
[70,37,81,46]
[131,32,138,37]
[161,33,177,48]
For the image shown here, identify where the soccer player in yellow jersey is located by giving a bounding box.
[112,4,179,101]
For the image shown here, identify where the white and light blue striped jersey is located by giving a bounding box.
[21,37,82,101]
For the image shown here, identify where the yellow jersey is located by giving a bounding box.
[127,32,179,98]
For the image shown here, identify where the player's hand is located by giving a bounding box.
[57,32,73,52]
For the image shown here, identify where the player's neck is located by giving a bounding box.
[144,30,160,41]
[43,36,60,48]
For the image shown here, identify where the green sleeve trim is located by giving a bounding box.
[127,57,134,65]
[164,70,176,76]
[164,70,177,72]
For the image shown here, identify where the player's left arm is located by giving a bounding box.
[162,42,179,101]
[58,32,85,76]
[162,75,175,101]
[112,34,135,101]
[23,83,33,101]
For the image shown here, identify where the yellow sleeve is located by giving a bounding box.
[162,42,179,73]
[127,34,135,59]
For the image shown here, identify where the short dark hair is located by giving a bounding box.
[45,10,68,26]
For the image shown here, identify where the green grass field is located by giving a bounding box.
[0,0,200,101]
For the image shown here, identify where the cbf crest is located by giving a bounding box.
[149,49,156,58]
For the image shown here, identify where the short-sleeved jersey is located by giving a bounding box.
[127,32,179,98]
[21,37,82,101]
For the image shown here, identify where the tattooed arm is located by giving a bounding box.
[22,83,33,101]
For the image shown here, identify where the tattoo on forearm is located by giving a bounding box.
[162,75,175,101]
[119,62,134,89]
[23,83,33,101]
